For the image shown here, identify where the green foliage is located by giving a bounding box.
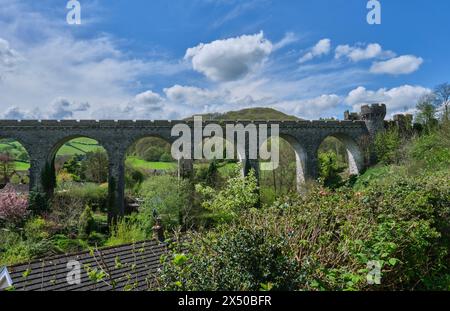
[318,151,344,188]
[160,169,450,290]
[415,95,440,133]
[62,154,84,181]
[51,234,89,253]
[159,152,173,162]
[28,191,49,215]
[205,158,219,187]
[375,128,403,164]
[81,151,108,183]
[137,175,192,231]
[56,183,108,212]
[195,166,259,223]
[78,206,95,239]
[410,124,450,170]
[128,137,171,162]
[105,216,147,246]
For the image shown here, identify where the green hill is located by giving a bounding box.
[186,107,300,121]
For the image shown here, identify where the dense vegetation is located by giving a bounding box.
[159,122,450,291]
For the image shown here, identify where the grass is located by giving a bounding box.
[126,156,177,170]
[14,161,30,171]
[56,138,105,156]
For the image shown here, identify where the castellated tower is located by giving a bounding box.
[360,103,387,138]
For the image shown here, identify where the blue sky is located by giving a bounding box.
[0,0,449,120]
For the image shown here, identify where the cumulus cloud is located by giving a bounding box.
[345,85,431,115]
[335,43,395,62]
[370,55,424,75]
[274,94,341,119]
[299,39,331,64]
[1,106,33,119]
[184,31,273,82]
[48,98,91,119]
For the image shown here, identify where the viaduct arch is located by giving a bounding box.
[0,104,387,220]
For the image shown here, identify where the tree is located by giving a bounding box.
[0,152,15,185]
[415,94,439,133]
[434,83,450,122]
[81,151,108,183]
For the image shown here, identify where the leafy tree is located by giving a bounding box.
[319,151,344,188]
[81,151,108,183]
[415,94,439,133]
[63,154,84,180]
[374,127,402,164]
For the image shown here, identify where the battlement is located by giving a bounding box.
[360,104,387,120]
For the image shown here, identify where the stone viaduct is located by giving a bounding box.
[0,104,388,220]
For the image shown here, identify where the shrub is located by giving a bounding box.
[138,175,192,231]
[195,166,259,223]
[375,128,403,164]
[56,183,108,212]
[410,126,450,170]
[28,191,49,215]
[105,216,147,247]
[159,169,450,291]
[318,151,344,189]
[0,191,29,227]
[78,206,95,239]
[159,152,173,162]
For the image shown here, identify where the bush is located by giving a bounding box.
[318,151,344,189]
[78,206,95,239]
[195,166,259,223]
[410,126,450,170]
[105,216,147,247]
[159,169,450,291]
[138,175,192,231]
[375,128,403,164]
[56,183,108,212]
[0,191,29,227]
[159,152,173,162]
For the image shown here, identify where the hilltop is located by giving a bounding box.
[185,107,300,121]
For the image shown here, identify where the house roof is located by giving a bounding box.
[6,239,169,291]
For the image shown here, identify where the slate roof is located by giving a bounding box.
[6,239,168,291]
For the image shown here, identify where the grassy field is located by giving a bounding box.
[126,156,177,170]
[14,161,30,171]
[56,138,105,156]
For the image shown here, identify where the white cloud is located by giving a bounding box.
[299,38,331,64]
[48,98,90,119]
[335,43,395,62]
[346,85,431,116]
[273,32,299,50]
[370,55,423,75]
[274,94,341,119]
[184,31,273,82]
